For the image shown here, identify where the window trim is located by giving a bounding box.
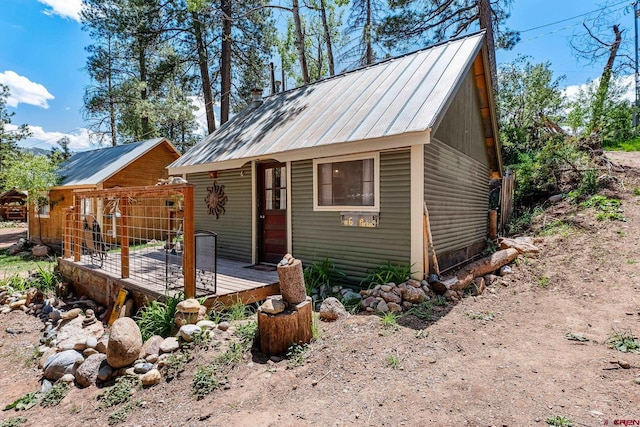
[34,199,51,218]
[312,152,380,212]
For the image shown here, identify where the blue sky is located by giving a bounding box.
[0,0,634,152]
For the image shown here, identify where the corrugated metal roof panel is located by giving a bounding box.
[171,33,485,169]
[57,138,176,187]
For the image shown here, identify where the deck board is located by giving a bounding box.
[67,248,279,302]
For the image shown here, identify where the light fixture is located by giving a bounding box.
[209,171,218,179]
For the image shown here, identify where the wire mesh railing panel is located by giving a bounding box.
[61,185,211,297]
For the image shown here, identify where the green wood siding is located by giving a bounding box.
[187,166,252,262]
[432,69,487,164]
[425,137,489,257]
[291,150,411,281]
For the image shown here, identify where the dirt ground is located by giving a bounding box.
[1,157,640,426]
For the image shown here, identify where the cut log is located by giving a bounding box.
[432,248,519,294]
[277,258,307,304]
[258,296,312,356]
[453,248,518,291]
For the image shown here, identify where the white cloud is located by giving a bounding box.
[189,96,220,135]
[0,71,54,109]
[37,0,82,21]
[7,124,92,152]
[563,74,635,103]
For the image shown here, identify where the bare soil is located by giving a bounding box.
[2,158,640,426]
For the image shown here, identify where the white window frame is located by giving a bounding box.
[312,152,380,212]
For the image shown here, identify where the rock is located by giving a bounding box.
[320,297,348,321]
[499,265,513,276]
[146,354,158,363]
[159,337,180,354]
[402,286,426,304]
[57,315,104,351]
[407,279,422,288]
[179,324,202,342]
[387,302,402,312]
[73,340,88,351]
[380,285,392,292]
[39,347,57,369]
[25,288,44,306]
[96,336,108,354]
[140,368,161,387]
[41,379,53,394]
[618,360,631,369]
[97,360,113,382]
[548,194,564,203]
[83,348,99,357]
[499,237,540,254]
[32,245,49,257]
[197,305,207,323]
[380,291,401,304]
[75,353,107,388]
[260,298,286,314]
[43,350,84,381]
[134,362,154,374]
[7,243,22,255]
[430,278,458,295]
[376,299,389,313]
[85,336,98,349]
[9,299,26,310]
[60,373,75,383]
[342,290,362,303]
[174,298,201,327]
[82,309,97,327]
[140,335,164,358]
[483,274,499,286]
[106,317,143,369]
[196,320,216,330]
[217,321,230,331]
[61,308,82,321]
[362,296,377,309]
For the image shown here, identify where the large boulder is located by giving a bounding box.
[319,297,348,321]
[43,350,84,381]
[56,315,105,351]
[75,353,106,388]
[106,317,143,369]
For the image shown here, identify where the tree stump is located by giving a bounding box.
[258,296,312,355]
[277,258,306,304]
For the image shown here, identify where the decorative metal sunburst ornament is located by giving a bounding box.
[205,181,228,219]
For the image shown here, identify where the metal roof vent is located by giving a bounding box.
[250,88,263,108]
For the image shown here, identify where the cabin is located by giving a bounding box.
[0,188,27,221]
[168,32,503,282]
[29,138,181,249]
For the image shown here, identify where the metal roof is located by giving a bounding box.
[56,138,178,187]
[171,33,486,170]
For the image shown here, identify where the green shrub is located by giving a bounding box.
[192,365,221,400]
[362,261,414,287]
[0,417,27,427]
[135,293,183,340]
[32,263,59,293]
[235,321,258,350]
[581,195,625,221]
[98,376,140,409]
[303,258,345,295]
[40,382,69,408]
[286,343,308,368]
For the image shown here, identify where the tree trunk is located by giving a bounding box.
[107,34,117,146]
[277,259,307,304]
[221,0,232,124]
[192,11,216,134]
[478,0,497,90]
[319,0,335,76]
[292,0,309,84]
[365,0,372,65]
[138,43,151,139]
[589,24,622,133]
[258,297,312,355]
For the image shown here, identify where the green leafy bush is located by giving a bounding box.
[135,293,183,340]
[362,261,414,286]
[581,195,625,221]
[303,258,346,295]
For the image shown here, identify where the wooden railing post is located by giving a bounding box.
[63,209,71,259]
[73,197,81,262]
[182,185,195,298]
[120,196,129,278]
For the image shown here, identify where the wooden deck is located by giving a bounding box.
[58,248,280,309]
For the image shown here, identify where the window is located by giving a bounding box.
[313,153,379,212]
[35,199,50,218]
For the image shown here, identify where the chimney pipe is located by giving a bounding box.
[250,88,263,108]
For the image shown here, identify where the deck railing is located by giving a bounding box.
[61,184,200,298]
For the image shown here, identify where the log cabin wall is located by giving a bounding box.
[28,188,75,247]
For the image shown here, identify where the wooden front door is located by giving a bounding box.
[258,162,287,264]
